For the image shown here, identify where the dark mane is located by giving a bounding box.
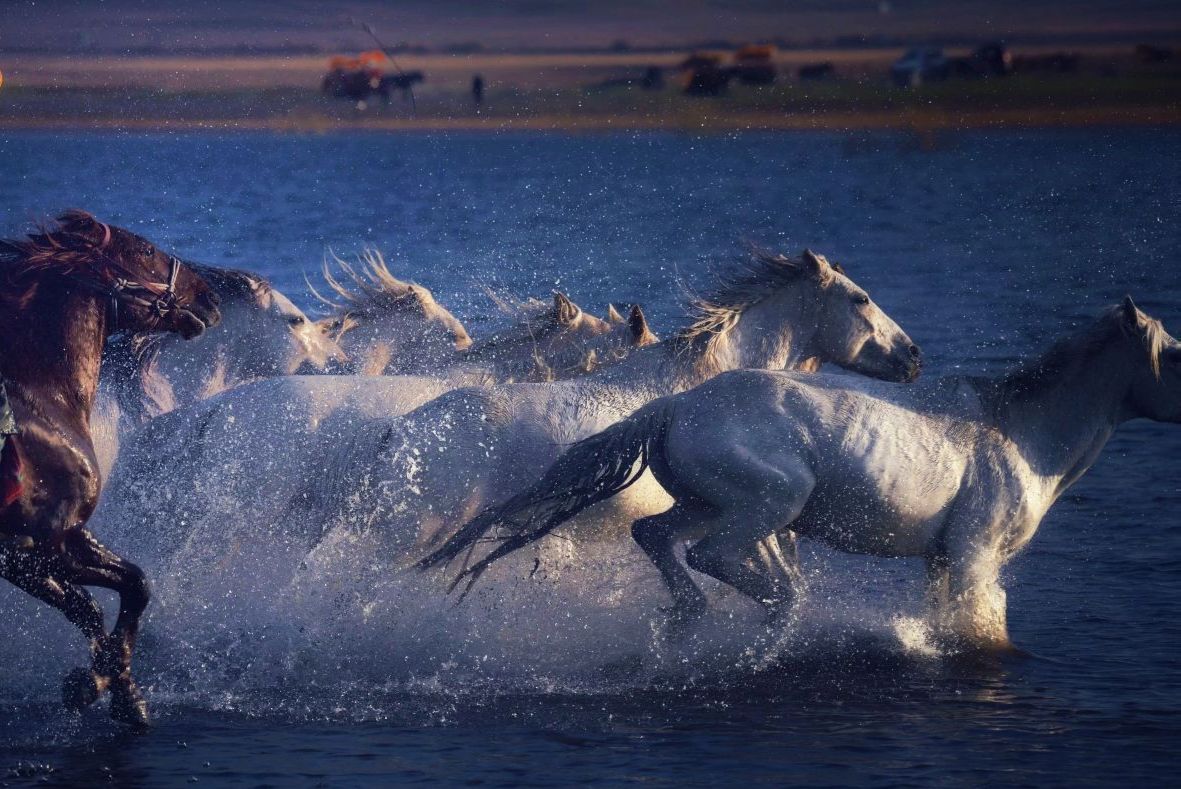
[672,249,830,348]
[984,304,1166,407]
[0,210,118,308]
[187,263,271,303]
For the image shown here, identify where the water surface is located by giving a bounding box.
[0,129,1178,786]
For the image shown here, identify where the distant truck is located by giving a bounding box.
[679,44,778,95]
[321,51,424,106]
[949,43,1013,78]
[732,44,777,85]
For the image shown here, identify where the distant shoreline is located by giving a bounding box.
[3,46,1178,133]
[1,106,1178,133]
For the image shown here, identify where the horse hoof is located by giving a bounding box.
[61,668,102,711]
[110,684,150,730]
[660,602,707,640]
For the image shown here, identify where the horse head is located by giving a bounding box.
[315,249,470,375]
[679,248,919,383]
[10,211,222,339]
[801,250,921,382]
[1113,297,1181,424]
[187,265,345,377]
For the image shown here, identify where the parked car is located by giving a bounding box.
[732,44,777,85]
[949,42,1013,78]
[891,47,949,87]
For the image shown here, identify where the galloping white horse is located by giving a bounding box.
[95,250,917,579]
[346,249,918,563]
[94,292,659,559]
[92,264,343,476]
[427,299,1179,650]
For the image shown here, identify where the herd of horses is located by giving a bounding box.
[1,211,1178,728]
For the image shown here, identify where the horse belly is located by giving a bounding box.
[800,425,964,556]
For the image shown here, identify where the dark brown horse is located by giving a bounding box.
[0,211,221,727]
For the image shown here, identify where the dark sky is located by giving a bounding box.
[1,0,1178,51]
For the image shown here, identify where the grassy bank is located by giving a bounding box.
[2,54,1179,132]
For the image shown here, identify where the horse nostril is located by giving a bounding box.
[908,344,922,360]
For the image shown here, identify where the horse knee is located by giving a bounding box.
[122,565,151,614]
[684,543,721,576]
[631,517,669,553]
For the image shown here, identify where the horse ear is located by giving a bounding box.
[801,248,830,278]
[553,291,579,324]
[56,210,111,248]
[628,304,653,344]
[606,303,625,324]
[1122,295,1140,328]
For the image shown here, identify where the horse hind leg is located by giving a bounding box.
[683,480,814,623]
[686,532,792,620]
[749,531,806,596]
[60,528,152,728]
[631,505,709,632]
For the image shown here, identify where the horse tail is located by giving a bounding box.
[415,395,676,599]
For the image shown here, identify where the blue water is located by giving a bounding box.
[1,129,1179,786]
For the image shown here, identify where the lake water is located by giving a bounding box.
[0,128,1179,786]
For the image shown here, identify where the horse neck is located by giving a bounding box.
[587,291,821,404]
[0,285,108,425]
[671,287,819,389]
[990,344,1131,499]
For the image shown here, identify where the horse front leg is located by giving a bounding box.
[0,544,113,710]
[61,528,152,728]
[933,552,1012,652]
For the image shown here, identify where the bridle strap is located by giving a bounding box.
[76,253,185,327]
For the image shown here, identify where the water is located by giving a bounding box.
[1,129,1179,786]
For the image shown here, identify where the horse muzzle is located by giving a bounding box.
[177,303,221,339]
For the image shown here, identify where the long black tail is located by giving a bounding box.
[415,396,675,599]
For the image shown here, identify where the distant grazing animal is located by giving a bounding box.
[431,300,1179,653]
[0,211,221,727]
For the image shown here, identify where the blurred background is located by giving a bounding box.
[1,0,1178,130]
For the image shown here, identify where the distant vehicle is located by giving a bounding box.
[321,51,424,106]
[891,47,949,87]
[1012,52,1079,73]
[949,42,1013,78]
[679,52,733,95]
[797,62,835,81]
[1135,44,1173,64]
[732,44,777,85]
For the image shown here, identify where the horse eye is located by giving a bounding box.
[288,316,306,326]
[852,294,870,306]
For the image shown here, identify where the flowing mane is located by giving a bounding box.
[188,263,272,302]
[313,248,430,320]
[0,210,119,309]
[672,249,834,348]
[986,303,1167,407]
